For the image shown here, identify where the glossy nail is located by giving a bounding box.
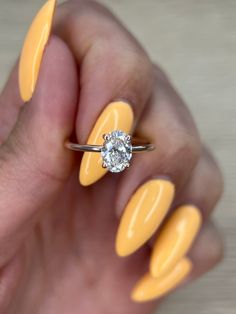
[116,179,175,257]
[150,205,201,278]
[19,0,56,102]
[131,257,192,302]
[79,101,134,186]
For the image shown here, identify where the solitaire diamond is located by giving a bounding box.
[101,130,132,173]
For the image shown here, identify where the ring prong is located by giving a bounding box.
[126,135,132,142]
[125,163,130,168]
[103,134,110,141]
[102,162,107,169]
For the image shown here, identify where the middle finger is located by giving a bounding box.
[115,67,201,257]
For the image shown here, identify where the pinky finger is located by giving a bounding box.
[131,220,223,303]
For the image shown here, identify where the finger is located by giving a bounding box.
[116,67,201,257]
[131,257,192,303]
[188,220,224,281]
[149,147,223,277]
[131,221,223,303]
[150,205,201,278]
[0,0,56,143]
[54,0,154,185]
[175,146,224,219]
[0,35,78,266]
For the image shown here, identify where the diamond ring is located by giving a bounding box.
[65,130,155,173]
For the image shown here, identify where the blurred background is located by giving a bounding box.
[0,0,235,313]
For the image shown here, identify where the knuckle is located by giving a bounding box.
[116,51,153,93]
[68,0,114,17]
[192,222,224,272]
[153,63,171,83]
[62,0,152,76]
[206,223,224,266]
[165,130,201,172]
[0,124,68,185]
[212,239,224,266]
[59,0,154,101]
[84,39,153,103]
[124,50,152,81]
[94,38,152,76]
[206,150,224,204]
[212,168,224,204]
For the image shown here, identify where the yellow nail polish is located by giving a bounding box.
[79,101,134,186]
[19,0,56,102]
[150,205,201,278]
[131,258,192,302]
[116,179,175,257]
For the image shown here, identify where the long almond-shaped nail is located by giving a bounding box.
[131,257,192,302]
[116,179,175,257]
[79,101,134,186]
[19,0,56,102]
[150,205,201,278]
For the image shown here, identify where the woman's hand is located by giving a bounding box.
[0,0,223,313]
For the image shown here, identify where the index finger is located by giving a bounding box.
[54,0,154,185]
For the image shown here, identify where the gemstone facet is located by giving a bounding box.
[101,130,132,173]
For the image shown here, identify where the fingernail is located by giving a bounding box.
[150,205,201,278]
[19,0,56,102]
[116,179,175,257]
[79,101,134,186]
[131,257,192,302]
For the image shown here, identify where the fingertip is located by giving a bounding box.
[79,152,107,187]
[19,0,57,102]
[131,258,192,303]
[115,179,175,258]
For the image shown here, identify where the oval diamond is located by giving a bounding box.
[101,130,132,173]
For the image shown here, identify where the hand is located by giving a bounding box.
[0,0,223,313]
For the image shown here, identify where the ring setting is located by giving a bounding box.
[65,130,154,173]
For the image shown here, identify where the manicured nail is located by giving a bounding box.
[79,101,134,186]
[150,205,201,278]
[116,179,175,257]
[19,0,56,102]
[131,257,192,302]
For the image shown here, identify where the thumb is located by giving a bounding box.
[0,36,78,266]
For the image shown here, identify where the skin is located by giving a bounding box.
[0,1,223,313]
